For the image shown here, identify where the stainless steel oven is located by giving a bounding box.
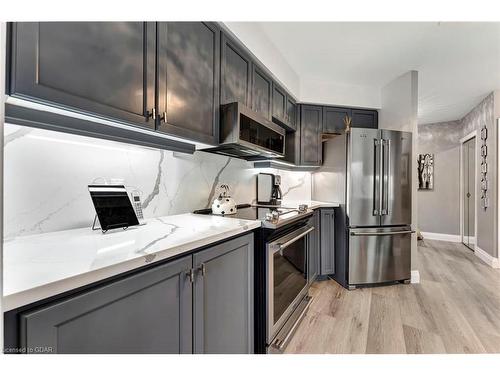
[266,224,314,352]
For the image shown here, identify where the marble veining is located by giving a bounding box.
[141,150,165,210]
[3,213,261,311]
[206,157,232,208]
[3,123,312,239]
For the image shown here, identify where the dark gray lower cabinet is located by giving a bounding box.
[308,209,320,284]
[193,233,254,354]
[18,233,254,354]
[20,256,193,354]
[320,208,335,275]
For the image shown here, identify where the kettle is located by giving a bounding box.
[211,184,237,215]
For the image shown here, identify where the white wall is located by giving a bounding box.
[224,22,301,98]
[300,79,381,109]
[379,71,419,270]
[224,22,381,108]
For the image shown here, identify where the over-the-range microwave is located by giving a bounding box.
[203,102,286,160]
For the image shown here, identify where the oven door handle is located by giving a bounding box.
[273,226,315,252]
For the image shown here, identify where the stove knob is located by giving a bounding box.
[298,204,308,213]
[265,211,279,223]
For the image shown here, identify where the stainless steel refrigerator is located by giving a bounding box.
[312,128,412,288]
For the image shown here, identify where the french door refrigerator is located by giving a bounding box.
[314,128,413,289]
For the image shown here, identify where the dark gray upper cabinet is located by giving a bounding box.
[300,105,323,166]
[9,22,157,130]
[157,22,220,145]
[193,233,254,354]
[251,65,272,120]
[320,208,335,275]
[323,107,378,133]
[272,83,286,122]
[308,209,320,284]
[351,108,378,129]
[323,106,351,134]
[20,256,193,354]
[220,32,252,107]
[286,96,297,131]
[272,82,297,131]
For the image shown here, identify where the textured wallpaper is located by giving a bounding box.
[417,92,497,257]
[418,120,463,154]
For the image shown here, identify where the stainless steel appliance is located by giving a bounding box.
[257,173,282,206]
[312,128,413,288]
[193,203,314,353]
[271,175,283,205]
[203,102,286,160]
[266,224,314,353]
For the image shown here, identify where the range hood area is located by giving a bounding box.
[202,102,286,161]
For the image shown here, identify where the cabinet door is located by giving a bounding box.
[20,256,193,354]
[323,106,351,134]
[286,96,297,131]
[320,208,335,275]
[351,109,378,129]
[220,32,252,107]
[157,22,220,145]
[193,233,254,354]
[10,22,156,129]
[272,83,286,123]
[251,65,272,120]
[308,210,321,284]
[300,105,323,166]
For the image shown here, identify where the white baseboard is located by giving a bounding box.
[420,231,461,242]
[475,246,500,268]
[463,236,476,244]
[411,270,420,284]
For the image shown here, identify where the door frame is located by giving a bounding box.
[459,130,478,249]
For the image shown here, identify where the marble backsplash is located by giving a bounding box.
[4,124,311,239]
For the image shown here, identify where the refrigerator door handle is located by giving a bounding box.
[381,139,391,215]
[373,139,382,216]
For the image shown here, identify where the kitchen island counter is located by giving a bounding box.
[3,214,260,311]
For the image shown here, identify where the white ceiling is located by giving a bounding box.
[254,22,500,124]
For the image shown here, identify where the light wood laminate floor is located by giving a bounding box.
[285,239,500,354]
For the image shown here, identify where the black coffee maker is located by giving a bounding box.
[257,173,282,206]
[270,175,282,205]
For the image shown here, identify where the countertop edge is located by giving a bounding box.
[3,223,260,312]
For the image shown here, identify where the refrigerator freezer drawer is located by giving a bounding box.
[348,227,411,285]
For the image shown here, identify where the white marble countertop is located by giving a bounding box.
[2,213,261,311]
[280,200,340,209]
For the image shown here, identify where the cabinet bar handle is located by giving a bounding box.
[159,111,167,123]
[197,263,206,277]
[147,107,156,121]
[186,268,195,283]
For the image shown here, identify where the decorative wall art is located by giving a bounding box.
[480,125,489,209]
[417,153,434,190]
